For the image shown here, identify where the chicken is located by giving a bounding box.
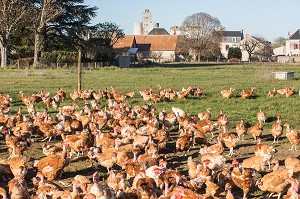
[271,114,283,144]
[175,131,193,156]
[150,93,161,103]
[193,86,203,97]
[19,91,32,106]
[217,109,229,129]
[221,88,235,98]
[171,107,186,118]
[159,111,176,130]
[8,176,30,199]
[277,86,288,95]
[284,157,300,184]
[199,137,224,155]
[236,118,248,140]
[42,142,64,157]
[284,177,299,199]
[34,144,70,181]
[97,152,117,172]
[268,88,276,97]
[249,122,263,141]
[253,138,276,170]
[218,127,240,156]
[204,176,226,198]
[257,109,267,124]
[135,177,158,199]
[57,88,66,101]
[285,87,295,98]
[70,90,80,101]
[197,108,211,120]
[166,186,203,199]
[200,153,226,174]
[9,156,27,178]
[225,183,235,199]
[241,86,256,99]
[231,159,257,199]
[36,121,57,142]
[62,131,89,158]
[242,155,267,172]
[187,156,201,179]
[193,119,217,138]
[284,123,300,151]
[257,159,293,199]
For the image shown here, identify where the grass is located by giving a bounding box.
[2,63,300,129]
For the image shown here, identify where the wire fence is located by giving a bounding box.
[10,60,113,69]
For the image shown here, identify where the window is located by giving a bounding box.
[232,37,236,42]
[226,45,230,50]
[294,44,299,50]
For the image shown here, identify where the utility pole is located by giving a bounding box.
[77,51,82,92]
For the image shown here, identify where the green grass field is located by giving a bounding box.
[2,63,300,129]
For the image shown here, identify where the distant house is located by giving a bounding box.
[240,34,271,62]
[113,35,179,62]
[219,30,244,59]
[286,29,300,56]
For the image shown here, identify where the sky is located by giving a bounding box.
[84,0,299,42]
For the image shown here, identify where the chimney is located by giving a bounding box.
[288,31,291,38]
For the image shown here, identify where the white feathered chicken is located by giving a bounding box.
[172,107,186,118]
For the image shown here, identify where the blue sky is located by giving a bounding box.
[85,0,299,42]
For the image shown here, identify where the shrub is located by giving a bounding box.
[228,47,242,60]
[40,51,77,64]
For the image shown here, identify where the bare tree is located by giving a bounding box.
[33,0,63,67]
[254,37,273,61]
[0,0,29,67]
[151,51,163,63]
[181,12,222,62]
[241,34,261,62]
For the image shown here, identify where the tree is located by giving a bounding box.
[90,22,125,47]
[0,0,30,67]
[151,51,163,62]
[255,38,273,61]
[272,36,286,48]
[181,12,222,62]
[32,0,97,66]
[84,22,124,62]
[228,47,242,60]
[241,34,260,62]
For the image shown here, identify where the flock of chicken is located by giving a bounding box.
[0,84,299,199]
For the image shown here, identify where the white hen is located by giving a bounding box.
[172,107,186,117]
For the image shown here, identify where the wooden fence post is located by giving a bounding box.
[77,51,82,92]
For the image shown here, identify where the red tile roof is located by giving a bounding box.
[113,35,179,52]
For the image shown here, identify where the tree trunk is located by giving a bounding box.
[197,51,201,62]
[33,30,43,68]
[0,35,8,68]
[248,53,251,62]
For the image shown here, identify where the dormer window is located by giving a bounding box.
[232,37,236,42]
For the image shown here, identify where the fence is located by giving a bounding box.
[9,60,113,69]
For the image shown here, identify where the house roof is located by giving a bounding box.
[148,28,170,35]
[220,31,244,38]
[113,35,179,52]
[289,29,300,40]
[135,35,179,51]
[113,35,136,50]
